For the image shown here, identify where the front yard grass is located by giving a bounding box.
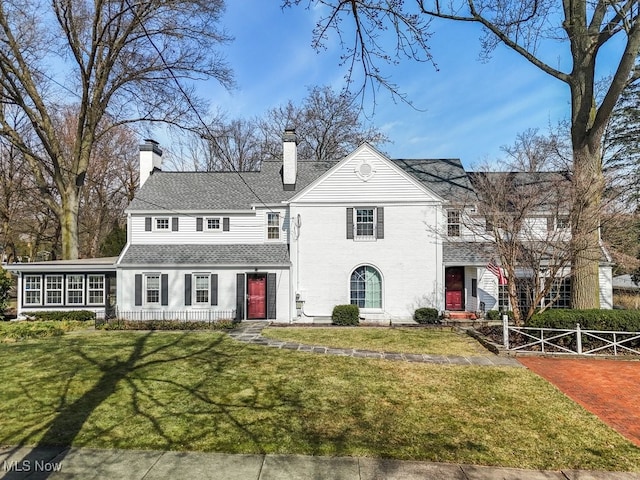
[262,326,493,356]
[0,331,639,471]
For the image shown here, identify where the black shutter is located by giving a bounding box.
[184,274,192,306]
[134,274,142,306]
[172,217,179,231]
[223,217,230,231]
[196,217,203,231]
[376,207,384,239]
[145,217,152,232]
[266,273,276,319]
[211,274,218,306]
[346,208,354,239]
[161,274,168,306]
[236,274,244,321]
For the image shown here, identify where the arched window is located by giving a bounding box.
[350,266,382,308]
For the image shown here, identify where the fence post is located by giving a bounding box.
[502,314,509,349]
[576,323,582,355]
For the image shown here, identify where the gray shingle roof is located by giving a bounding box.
[119,244,290,266]
[393,159,476,202]
[443,242,498,265]
[128,157,478,212]
[127,160,334,212]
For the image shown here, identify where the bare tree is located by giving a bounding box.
[0,0,233,259]
[285,0,640,309]
[258,85,389,161]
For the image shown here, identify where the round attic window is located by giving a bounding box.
[356,161,375,181]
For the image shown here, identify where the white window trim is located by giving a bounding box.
[145,273,161,306]
[44,274,64,306]
[24,274,42,306]
[266,212,280,241]
[205,217,222,231]
[155,217,170,231]
[193,273,211,306]
[87,274,106,306]
[66,274,85,305]
[349,265,384,311]
[354,207,376,241]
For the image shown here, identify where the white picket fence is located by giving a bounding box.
[502,317,640,356]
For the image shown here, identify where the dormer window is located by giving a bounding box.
[156,218,169,230]
[207,218,221,230]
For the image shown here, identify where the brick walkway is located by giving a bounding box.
[518,357,640,448]
[228,322,522,367]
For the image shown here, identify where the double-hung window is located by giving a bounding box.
[194,274,210,304]
[66,275,84,305]
[347,207,384,240]
[87,275,105,305]
[356,209,375,238]
[145,274,161,305]
[447,210,461,237]
[267,213,280,240]
[45,275,63,305]
[24,275,42,305]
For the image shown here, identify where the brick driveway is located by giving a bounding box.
[519,357,640,447]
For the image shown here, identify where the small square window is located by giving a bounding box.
[207,218,220,230]
[155,218,169,230]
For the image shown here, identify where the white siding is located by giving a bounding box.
[478,269,499,311]
[129,208,288,245]
[293,146,440,204]
[599,265,613,309]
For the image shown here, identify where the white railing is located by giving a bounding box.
[105,309,236,323]
[502,317,640,356]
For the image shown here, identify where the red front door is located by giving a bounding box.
[445,267,464,311]
[247,275,267,319]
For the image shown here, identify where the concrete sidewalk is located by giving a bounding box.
[1,446,638,480]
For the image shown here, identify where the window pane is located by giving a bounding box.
[195,274,209,303]
[67,275,84,304]
[207,218,220,230]
[25,276,41,305]
[146,275,160,304]
[355,209,375,238]
[88,275,105,305]
[267,213,279,239]
[350,266,381,308]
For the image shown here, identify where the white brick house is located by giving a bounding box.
[9,133,614,320]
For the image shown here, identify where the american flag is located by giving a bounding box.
[487,261,507,285]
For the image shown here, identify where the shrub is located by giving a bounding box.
[332,304,359,326]
[0,268,12,320]
[527,309,640,332]
[99,319,235,331]
[486,310,515,321]
[413,307,439,324]
[25,310,96,322]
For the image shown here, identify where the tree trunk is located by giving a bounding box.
[570,143,603,309]
[60,188,80,260]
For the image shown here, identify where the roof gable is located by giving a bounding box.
[289,143,443,204]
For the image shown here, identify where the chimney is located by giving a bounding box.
[282,128,297,191]
[139,139,163,187]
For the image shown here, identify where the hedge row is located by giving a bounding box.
[527,309,640,332]
[23,310,96,322]
[99,319,236,331]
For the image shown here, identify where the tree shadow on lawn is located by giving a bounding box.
[1,331,262,478]
[1,331,495,479]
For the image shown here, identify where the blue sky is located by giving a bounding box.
[199,1,618,168]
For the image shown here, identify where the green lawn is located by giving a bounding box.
[262,326,494,356]
[0,331,639,471]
